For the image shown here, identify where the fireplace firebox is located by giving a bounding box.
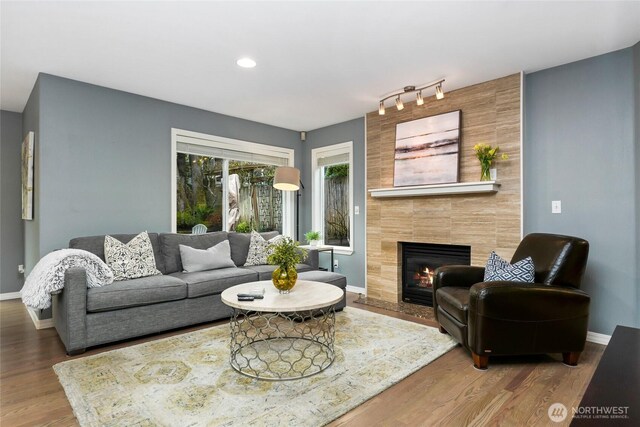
[401,242,471,306]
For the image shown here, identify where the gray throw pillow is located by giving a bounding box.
[244,230,284,266]
[104,231,161,281]
[179,240,236,273]
[483,251,535,282]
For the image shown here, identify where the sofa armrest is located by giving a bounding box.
[469,282,590,321]
[300,248,319,270]
[52,267,88,354]
[433,265,485,290]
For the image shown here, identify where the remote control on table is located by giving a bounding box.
[237,295,255,301]
[237,293,264,299]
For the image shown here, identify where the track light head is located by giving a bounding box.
[395,96,404,111]
[379,101,385,115]
[435,84,444,100]
[416,91,424,106]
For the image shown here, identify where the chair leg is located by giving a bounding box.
[472,352,489,370]
[562,351,581,366]
[438,325,448,334]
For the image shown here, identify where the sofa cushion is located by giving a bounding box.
[170,268,258,298]
[159,232,228,274]
[297,270,347,289]
[228,231,279,266]
[241,263,314,281]
[87,275,186,312]
[179,241,236,273]
[436,287,470,324]
[104,232,162,281]
[70,232,165,274]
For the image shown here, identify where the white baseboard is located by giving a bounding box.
[346,285,366,295]
[0,291,21,300]
[586,331,610,345]
[27,307,54,329]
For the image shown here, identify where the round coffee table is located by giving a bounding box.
[221,280,343,381]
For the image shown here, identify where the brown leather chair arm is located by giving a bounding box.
[433,265,485,290]
[469,282,590,321]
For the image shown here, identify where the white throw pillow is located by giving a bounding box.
[104,232,161,281]
[483,251,535,283]
[179,240,236,273]
[244,230,284,266]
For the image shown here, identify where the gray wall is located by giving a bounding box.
[0,110,25,294]
[23,73,302,265]
[301,118,366,289]
[524,46,639,335]
[634,42,640,328]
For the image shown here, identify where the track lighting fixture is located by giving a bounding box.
[378,78,445,115]
[395,95,404,111]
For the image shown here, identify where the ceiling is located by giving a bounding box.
[1,1,639,131]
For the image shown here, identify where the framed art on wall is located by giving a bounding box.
[21,131,34,220]
[393,110,461,186]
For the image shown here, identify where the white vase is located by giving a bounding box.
[489,168,497,181]
[309,240,318,247]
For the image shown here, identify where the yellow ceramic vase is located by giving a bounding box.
[272,265,298,294]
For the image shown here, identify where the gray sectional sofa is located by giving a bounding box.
[53,231,347,354]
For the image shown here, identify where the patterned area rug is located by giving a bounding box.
[54,307,456,426]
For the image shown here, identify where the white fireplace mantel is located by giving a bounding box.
[368,181,500,198]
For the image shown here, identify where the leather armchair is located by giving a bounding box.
[433,233,590,369]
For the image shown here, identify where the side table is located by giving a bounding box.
[300,245,334,272]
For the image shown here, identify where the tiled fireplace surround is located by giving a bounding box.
[365,74,522,303]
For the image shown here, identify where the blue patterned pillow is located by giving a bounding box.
[484,251,535,282]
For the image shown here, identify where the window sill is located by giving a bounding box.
[332,247,354,256]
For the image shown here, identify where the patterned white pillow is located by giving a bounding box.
[244,230,284,266]
[483,251,535,282]
[104,232,161,281]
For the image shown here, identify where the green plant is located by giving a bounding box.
[267,237,307,268]
[236,221,252,233]
[473,143,508,167]
[304,231,320,242]
[325,164,349,178]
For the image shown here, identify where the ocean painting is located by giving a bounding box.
[394,110,461,186]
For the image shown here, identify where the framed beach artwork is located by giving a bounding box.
[393,110,461,187]
[21,131,34,220]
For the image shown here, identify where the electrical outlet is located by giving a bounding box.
[18,264,25,274]
[333,259,339,269]
[552,200,562,214]
[354,206,360,215]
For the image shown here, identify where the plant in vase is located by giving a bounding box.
[304,230,321,247]
[267,237,308,294]
[473,143,508,181]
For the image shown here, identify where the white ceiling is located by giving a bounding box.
[1,1,639,131]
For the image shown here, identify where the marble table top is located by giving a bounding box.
[221,280,343,312]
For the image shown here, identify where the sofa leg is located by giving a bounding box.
[472,352,489,370]
[438,325,448,334]
[562,351,581,366]
[67,348,86,356]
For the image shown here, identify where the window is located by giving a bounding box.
[311,142,353,254]
[171,129,294,235]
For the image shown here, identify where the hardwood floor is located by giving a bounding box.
[0,294,604,426]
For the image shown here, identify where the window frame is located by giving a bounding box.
[171,128,295,236]
[311,141,354,255]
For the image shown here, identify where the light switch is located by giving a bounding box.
[552,200,562,214]
[354,206,360,215]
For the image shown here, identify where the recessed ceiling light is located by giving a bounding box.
[236,57,256,68]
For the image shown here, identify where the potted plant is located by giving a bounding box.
[267,237,308,294]
[304,230,321,247]
[473,143,508,181]
[235,220,251,233]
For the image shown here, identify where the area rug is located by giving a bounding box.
[54,307,456,426]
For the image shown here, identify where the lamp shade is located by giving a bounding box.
[273,166,300,191]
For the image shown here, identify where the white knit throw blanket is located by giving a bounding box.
[21,249,114,310]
